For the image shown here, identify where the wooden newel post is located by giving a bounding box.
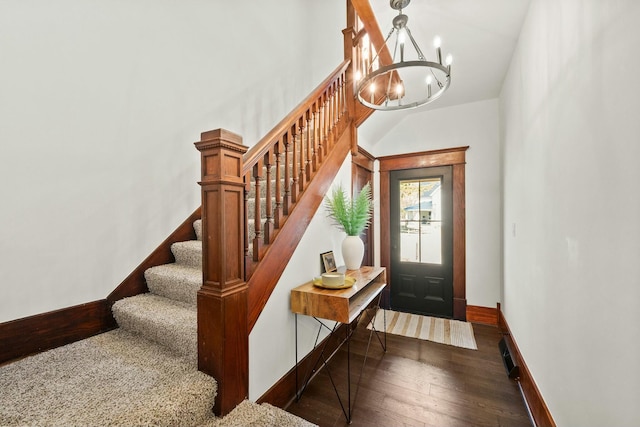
[194,128,248,416]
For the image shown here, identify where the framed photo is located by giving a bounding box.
[321,251,337,273]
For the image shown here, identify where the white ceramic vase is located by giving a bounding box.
[342,235,364,270]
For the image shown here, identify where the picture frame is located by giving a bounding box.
[320,251,337,273]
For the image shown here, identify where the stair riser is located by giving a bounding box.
[145,267,200,306]
[171,242,202,269]
[112,296,197,361]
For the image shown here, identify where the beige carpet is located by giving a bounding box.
[0,329,217,427]
[0,329,315,427]
[367,309,478,350]
[198,400,316,427]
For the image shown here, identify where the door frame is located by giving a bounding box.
[352,146,376,266]
[379,146,469,320]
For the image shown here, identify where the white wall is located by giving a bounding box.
[249,154,353,400]
[0,0,344,323]
[360,99,502,308]
[500,1,640,425]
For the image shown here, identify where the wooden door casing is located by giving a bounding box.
[379,147,468,320]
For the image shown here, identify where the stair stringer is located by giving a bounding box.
[246,123,352,332]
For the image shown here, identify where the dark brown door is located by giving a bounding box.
[389,166,453,317]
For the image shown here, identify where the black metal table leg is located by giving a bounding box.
[294,294,387,423]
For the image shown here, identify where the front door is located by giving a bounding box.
[389,166,453,317]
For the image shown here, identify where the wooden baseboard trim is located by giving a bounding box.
[0,299,116,365]
[453,297,467,321]
[466,304,499,326]
[257,323,350,409]
[499,310,556,427]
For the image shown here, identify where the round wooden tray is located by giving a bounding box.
[312,276,356,289]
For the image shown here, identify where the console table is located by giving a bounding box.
[290,266,387,423]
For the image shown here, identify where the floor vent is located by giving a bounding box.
[499,336,519,379]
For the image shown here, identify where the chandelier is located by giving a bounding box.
[356,0,452,111]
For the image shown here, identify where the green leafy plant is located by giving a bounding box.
[325,182,372,236]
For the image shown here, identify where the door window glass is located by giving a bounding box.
[399,178,442,264]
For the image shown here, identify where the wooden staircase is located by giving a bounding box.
[0,1,389,421]
[194,0,393,416]
[194,59,353,415]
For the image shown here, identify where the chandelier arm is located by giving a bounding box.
[403,27,426,61]
[384,32,401,101]
[430,68,444,89]
[366,27,396,75]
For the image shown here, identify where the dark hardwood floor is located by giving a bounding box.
[286,320,532,427]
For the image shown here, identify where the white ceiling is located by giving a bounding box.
[358,0,531,145]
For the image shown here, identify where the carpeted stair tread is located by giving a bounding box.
[172,240,202,268]
[198,400,316,427]
[145,263,201,305]
[0,329,216,427]
[112,293,197,361]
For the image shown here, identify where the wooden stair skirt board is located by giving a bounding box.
[499,310,556,427]
[0,300,116,365]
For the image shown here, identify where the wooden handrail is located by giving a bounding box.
[243,60,350,171]
[241,60,350,276]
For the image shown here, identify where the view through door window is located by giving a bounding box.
[399,178,442,264]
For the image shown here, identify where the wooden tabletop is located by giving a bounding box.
[290,266,386,323]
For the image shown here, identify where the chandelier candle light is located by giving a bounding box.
[356,0,452,111]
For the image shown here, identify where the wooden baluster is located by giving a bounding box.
[314,100,323,165]
[370,36,375,69]
[327,85,335,149]
[290,124,299,203]
[298,116,306,193]
[340,74,347,119]
[309,104,316,172]
[303,108,312,176]
[252,160,263,261]
[335,80,340,130]
[355,36,362,82]
[263,151,273,244]
[274,139,283,227]
[243,172,251,266]
[318,94,325,158]
[359,34,364,72]
[324,92,331,153]
[282,131,292,211]
[337,76,343,133]
[194,128,248,417]
[331,80,340,132]
[322,91,329,152]
[342,74,347,120]
[340,74,347,130]
[337,76,343,122]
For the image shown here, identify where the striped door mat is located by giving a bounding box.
[367,309,477,350]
